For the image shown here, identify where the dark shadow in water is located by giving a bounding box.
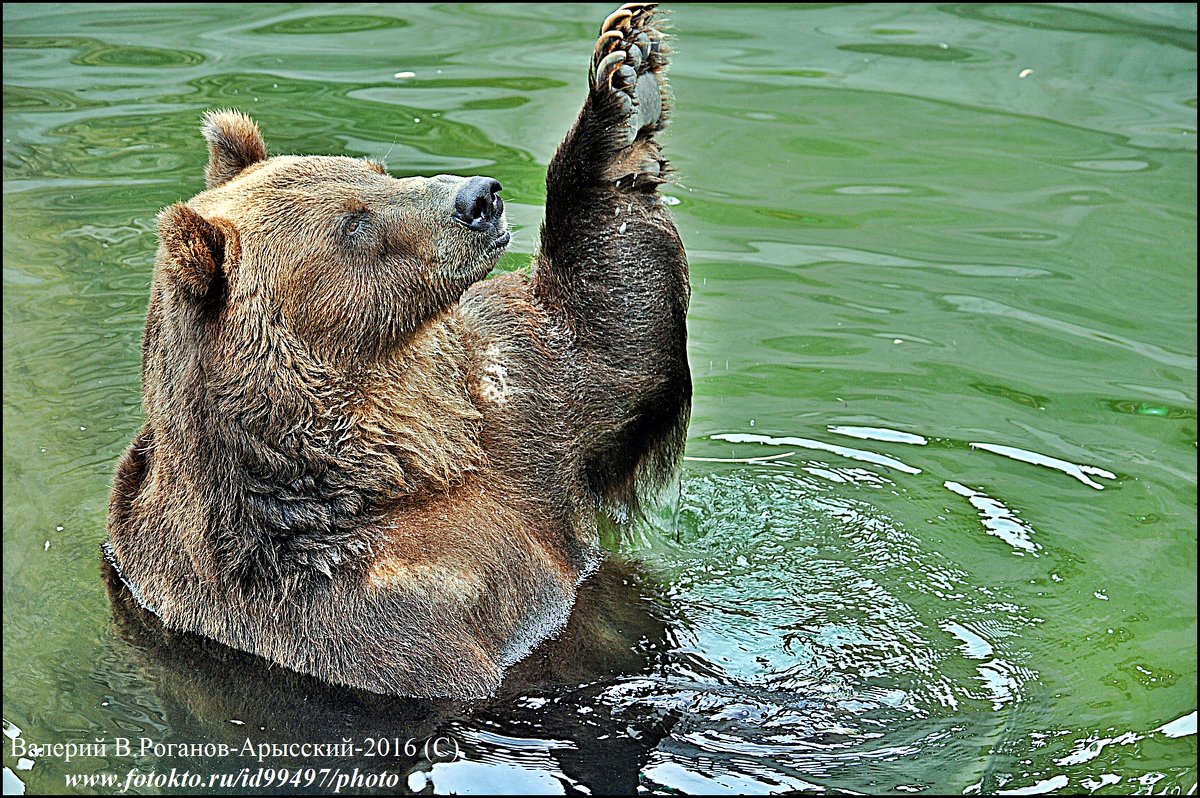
[101,555,681,795]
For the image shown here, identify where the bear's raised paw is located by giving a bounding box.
[590,3,668,147]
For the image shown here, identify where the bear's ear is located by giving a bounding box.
[200,108,266,189]
[156,203,235,298]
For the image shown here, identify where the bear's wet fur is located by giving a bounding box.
[105,3,689,699]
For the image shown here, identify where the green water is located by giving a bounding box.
[3,3,1196,795]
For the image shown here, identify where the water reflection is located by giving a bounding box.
[714,423,1121,555]
[944,481,1040,554]
[969,442,1117,490]
[827,425,929,446]
[99,555,678,795]
[712,432,924,475]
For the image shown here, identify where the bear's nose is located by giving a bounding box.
[452,176,503,231]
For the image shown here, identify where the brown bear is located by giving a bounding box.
[104,2,690,699]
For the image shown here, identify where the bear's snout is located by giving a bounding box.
[452,176,504,232]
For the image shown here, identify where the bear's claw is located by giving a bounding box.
[589,2,667,146]
[601,7,635,33]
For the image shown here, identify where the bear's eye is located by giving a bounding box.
[340,213,368,238]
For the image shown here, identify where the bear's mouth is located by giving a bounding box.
[452,228,509,284]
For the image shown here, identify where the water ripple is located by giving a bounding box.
[943,294,1197,370]
[713,432,923,475]
[969,442,1117,490]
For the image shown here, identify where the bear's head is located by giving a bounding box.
[133,111,503,585]
[156,109,509,363]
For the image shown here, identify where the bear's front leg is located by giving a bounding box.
[541,2,672,235]
[533,3,691,520]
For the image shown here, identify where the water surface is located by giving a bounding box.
[3,3,1196,795]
